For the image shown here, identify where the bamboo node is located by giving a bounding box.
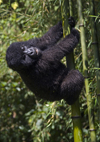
[89,128,96,131]
[79,24,84,27]
[71,116,81,119]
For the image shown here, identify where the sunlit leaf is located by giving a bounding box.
[11,2,19,10]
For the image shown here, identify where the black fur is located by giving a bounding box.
[6,17,84,105]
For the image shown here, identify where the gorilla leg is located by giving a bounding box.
[60,70,84,105]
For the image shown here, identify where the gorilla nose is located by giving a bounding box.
[24,48,35,55]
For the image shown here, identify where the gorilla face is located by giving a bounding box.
[6,42,41,71]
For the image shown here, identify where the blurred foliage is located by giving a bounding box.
[0,71,35,142]
[0,0,100,142]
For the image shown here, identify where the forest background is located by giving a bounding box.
[0,0,100,142]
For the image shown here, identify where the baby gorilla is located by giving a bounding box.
[6,17,84,105]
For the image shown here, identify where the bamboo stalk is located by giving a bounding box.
[77,0,96,141]
[90,0,100,122]
[61,0,83,141]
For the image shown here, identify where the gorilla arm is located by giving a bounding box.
[38,28,80,68]
[28,22,63,50]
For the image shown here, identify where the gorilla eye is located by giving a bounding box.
[21,46,25,51]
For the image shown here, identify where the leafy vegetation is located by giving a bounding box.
[0,0,100,142]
